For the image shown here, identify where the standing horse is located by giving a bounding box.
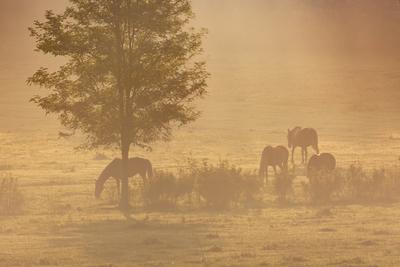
[259,145,289,183]
[287,127,319,164]
[94,157,153,199]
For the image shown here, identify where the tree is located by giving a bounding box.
[28,0,208,210]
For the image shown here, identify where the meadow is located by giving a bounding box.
[1,58,400,266]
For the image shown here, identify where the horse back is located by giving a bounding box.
[307,153,336,173]
[262,145,288,165]
[275,145,289,163]
[296,128,318,146]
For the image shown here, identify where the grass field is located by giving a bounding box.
[2,61,400,266]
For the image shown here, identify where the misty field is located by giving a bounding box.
[1,91,400,267]
[2,56,400,266]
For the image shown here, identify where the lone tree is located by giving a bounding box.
[28,0,208,209]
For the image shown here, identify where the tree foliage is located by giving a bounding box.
[28,0,208,151]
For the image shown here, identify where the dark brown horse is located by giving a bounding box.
[95,157,153,199]
[287,127,319,164]
[307,153,336,177]
[259,145,289,183]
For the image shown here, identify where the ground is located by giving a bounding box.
[1,128,400,267]
[1,46,400,266]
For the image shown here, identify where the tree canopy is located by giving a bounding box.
[28,0,208,151]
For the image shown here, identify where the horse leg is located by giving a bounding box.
[305,147,308,164]
[265,166,269,184]
[314,143,320,155]
[115,178,121,197]
[300,147,304,164]
[279,163,284,174]
[140,172,147,186]
[291,147,295,164]
[273,165,277,176]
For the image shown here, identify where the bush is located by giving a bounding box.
[142,170,178,209]
[274,171,295,203]
[302,169,345,204]
[195,160,261,209]
[0,175,24,215]
[240,171,263,205]
[103,179,119,205]
[345,165,400,202]
[302,165,400,204]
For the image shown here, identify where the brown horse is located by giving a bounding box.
[307,153,336,177]
[287,127,319,164]
[94,157,153,199]
[259,145,289,183]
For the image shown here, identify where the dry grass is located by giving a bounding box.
[0,126,400,266]
[0,174,24,215]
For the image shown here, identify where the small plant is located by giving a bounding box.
[103,180,119,205]
[240,171,263,205]
[345,165,400,202]
[303,169,345,204]
[143,170,178,209]
[0,174,24,215]
[274,171,295,203]
[196,161,244,209]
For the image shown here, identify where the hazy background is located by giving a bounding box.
[1,0,400,166]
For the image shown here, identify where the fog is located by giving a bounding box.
[1,2,400,266]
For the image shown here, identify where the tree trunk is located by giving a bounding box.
[119,140,130,210]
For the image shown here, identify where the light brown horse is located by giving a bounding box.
[95,157,153,199]
[287,127,319,164]
[259,145,289,183]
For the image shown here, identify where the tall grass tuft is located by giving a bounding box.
[0,174,24,215]
[302,169,345,204]
[273,170,295,203]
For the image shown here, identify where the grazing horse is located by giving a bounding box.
[307,153,336,178]
[259,145,289,183]
[287,127,319,164]
[94,157,153,199]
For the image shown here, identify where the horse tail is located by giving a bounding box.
[147,160,153,179]
[313,130,320,155]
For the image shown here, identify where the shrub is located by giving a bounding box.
[196,161,248,209]
[345,165,400,202]
[274,171,295,203]
[303,169,345,204]
[0,174,24,215]
[142,170,179,209]
[240,171,263,205]
[103,179,119,205]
